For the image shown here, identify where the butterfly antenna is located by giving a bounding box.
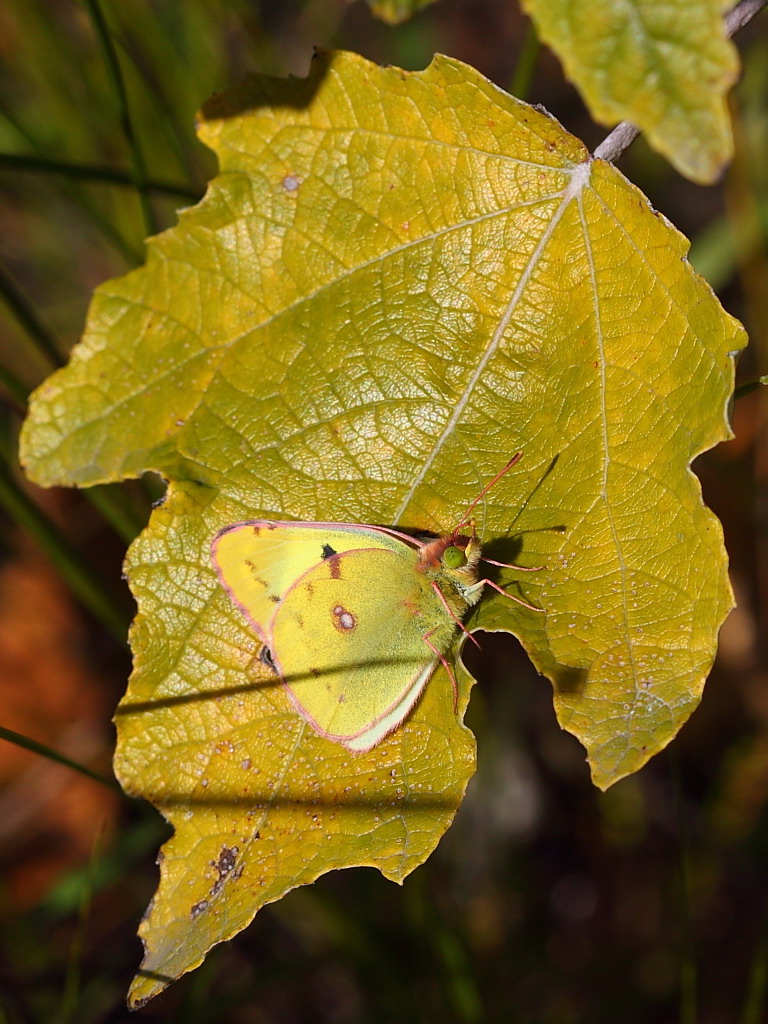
[453,452,523,535]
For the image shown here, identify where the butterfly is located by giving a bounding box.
[211,454,541,752]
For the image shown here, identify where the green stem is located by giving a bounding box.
[83,0,158,238]
[509,20,540,101]
[83,484,146,544]
[0,725,120,792]
[0,454,129,642]
[741,926,768,1024]
[0,364,30,413]
[0,152,200,202]
[59,833,103,1024]
[734,375,768,400]
[0,262,63,370]
[673,754,697,1024]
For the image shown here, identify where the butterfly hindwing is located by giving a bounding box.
[271,546,448,750]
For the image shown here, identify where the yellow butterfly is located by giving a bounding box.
[211,454,541,752]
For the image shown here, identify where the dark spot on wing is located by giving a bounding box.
[244,560,269,588]
[322,543,338,559]
[331,604,356,633]
[259,646,277,673]
[327,553,342,579]
[268,593,280,603]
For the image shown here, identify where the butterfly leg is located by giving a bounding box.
[430,580,481,649]
[478,577,543,612]
[422,628,460,713]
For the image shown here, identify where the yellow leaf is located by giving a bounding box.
[19,52,746,1003]
[521,0,739,183]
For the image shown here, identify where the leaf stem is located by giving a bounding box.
[83,0,158,238]
[0,724,120,792]
[0,452,130,642]
[593,0,768,165]
[0,152,201,202]
[726,0,768,34]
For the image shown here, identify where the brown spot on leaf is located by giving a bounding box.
[210,845,239,896]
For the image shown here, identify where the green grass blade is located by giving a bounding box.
[83,483,146,544]
[0,452,129,642]
[741,930,768,1024]
[83,0,158,237]
[0,262,63,370]
[0,106,143,266]
[0,724,120,792]
[0,152,200,202]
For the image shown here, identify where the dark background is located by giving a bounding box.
[0,2,766,1022]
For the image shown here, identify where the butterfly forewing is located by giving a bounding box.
[211,521,415,642]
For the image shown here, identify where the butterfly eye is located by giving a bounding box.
[443,545,467,569]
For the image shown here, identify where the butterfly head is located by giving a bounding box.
[418,530,482,578]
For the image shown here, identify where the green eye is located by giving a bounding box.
[443,545,466,569]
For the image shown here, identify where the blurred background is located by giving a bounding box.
[0,1,766,1021]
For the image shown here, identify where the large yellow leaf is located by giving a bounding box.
[521,0,739,183]
[19,52,745,1004]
